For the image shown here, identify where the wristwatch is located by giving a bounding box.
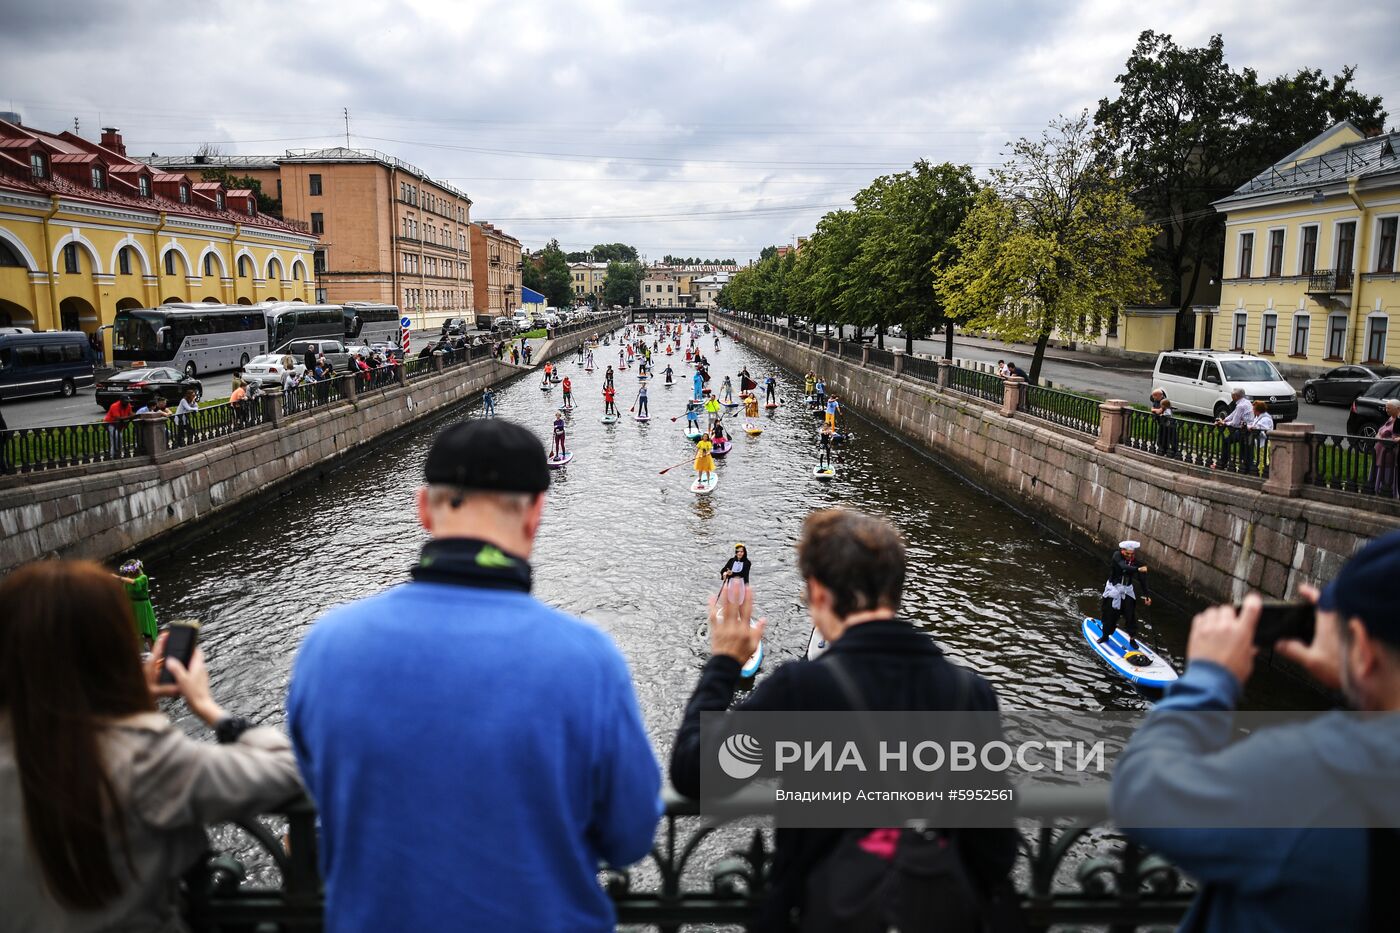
[214,716,253,744]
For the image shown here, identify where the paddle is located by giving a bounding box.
[628,390,642,414]
[658,448,697,475]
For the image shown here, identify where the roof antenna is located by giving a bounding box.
[343,107,350,148]
[73,116,80,135]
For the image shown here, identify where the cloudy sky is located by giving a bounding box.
[3,0,1397,260]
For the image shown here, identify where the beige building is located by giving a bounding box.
[569,261,607,300]
[146,147,475,329]
[642,268,679,308]
[470,222,522,316]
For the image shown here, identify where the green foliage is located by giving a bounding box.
[602,260,643,307]
[532,239,575,308]
[569,243,638,263]
[937,114,1159,384]
[198,168,280,217]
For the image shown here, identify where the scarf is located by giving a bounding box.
[410,538,532,593]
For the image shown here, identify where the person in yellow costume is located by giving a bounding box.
[743,394,759,418]
[703,396,722,429]
[693,432,716,484]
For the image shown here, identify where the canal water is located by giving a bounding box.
[142,327,1317,749]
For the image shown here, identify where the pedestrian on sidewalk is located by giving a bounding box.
[1212,388,1252,471]
[103,396,133,459]
[1150,388,1179,457]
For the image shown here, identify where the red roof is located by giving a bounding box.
[107,164,150,175]
[191,181,224,191]
[51,152,97,164]
[151,172,187,182]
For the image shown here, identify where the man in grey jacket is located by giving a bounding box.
[1111,530,1400,932]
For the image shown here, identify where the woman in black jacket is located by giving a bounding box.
[719,543,751,585]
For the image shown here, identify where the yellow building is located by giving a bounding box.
[1208,121,1400,371]
[568,261,607,301]
[641,268,679,308]
[0,121,318,353]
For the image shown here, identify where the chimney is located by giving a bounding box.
[100,127,126,156]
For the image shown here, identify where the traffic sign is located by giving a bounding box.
[400,316,412,330]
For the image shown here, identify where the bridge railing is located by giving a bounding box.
[183,785,1192,932]
[1,420,141,475]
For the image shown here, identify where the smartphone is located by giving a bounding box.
[1249,600,1316,647]
[158,619,201,685]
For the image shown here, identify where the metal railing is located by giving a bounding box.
[1306,268,1353,294]
[358,364,400,393]
[866,346,895,370]
[1,420,140,474]
[948,365,1004,402]
[1120,409,1270,478]
[903,354,940,384]
[183,785,1192,932]
[838,339,862,361]
[402,355,432,381]
[1022,384,1102,435]
[282,379,342,416]
[1308,432,1397,497]
[166,401,264,450]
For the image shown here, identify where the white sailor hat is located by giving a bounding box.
[1119,540,1142,551]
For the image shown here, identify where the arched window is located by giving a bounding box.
[238,255,251,278]
[165,251,177,275]
[118,247,132,275]
[204,253,215,276]
[267,257,283,280]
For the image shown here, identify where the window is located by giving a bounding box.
[238,255,251,278]
[1327,313,1348,359]
[1237,232,1254,278]
[138,175,150,197]
[1232,311,1247,350]
[315,287,327,303]
[179,184,189,204]
[313,250,326,275]
[1336,221,1356,273]
[1379,218,1398,275]
[29,152,45,179]
[1300,225,1318,276]
[1202,362,1223,386]
[1267,230,1284,277]
[1366,316,1389,363]
[164,251,177,276]
[118,247,132,275]
[1291,313,1310,356]
[63,243,79,274]
[645,284,651,293]
[216,192,225,211]
[246,198,255,215]
[310,212,324,235]
[309,174,323,196]
[1261,312,1277,353]
[90,166,104,190]
[204,253,215,276]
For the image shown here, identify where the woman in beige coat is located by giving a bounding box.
[0,560,303,932]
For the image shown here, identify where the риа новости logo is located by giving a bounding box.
[717,733,763,779]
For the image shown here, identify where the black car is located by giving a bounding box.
[441,317,468,337]
[1301,364,1400,405]
[95,367,203,410]
[1347,378,1400,436]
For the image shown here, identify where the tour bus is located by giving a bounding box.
[112,304,268,377]
[342,302,402,346]
[262,302,344,353]
[0,330,97,400]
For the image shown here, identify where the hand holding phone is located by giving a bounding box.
[1248,600,1316,647]
[158,619,200,685]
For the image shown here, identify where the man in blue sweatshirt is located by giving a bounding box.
[288,419,662,932]
[1112,530,1400,933]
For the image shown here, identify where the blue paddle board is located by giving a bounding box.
[1081,617,1178,691]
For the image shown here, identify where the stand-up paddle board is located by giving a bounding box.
[711,438,732,457]
[1081,617,1178,692]
[805,626,829,660]
[635,412,651,422]
[741,638,764,678]
[685,428,702,441]
[547,451,573,468]
[601,414,619,424]
[814,464,836,480]
[744,423,763,436]
[540,383,553,391]
[765,402,778,410]
[691,473,718,495]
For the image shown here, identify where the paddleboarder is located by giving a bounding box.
[704,395,722,429]
[684,400,702,436]
[804,371,816,396]
[720,376,734,404]
[482,386,496,418]
[744,394,759,418]
[720,544,751,587]
[692,370,704,400]
[664,364,674,386]
[551,410,568,459]
[561,376,573,409]
[603,384,618,417]
[694,432,716,486]
[814,378,827,407]
[605,365,615,388]
[636,383,649,418]
[818,427,834,469]
[115,558,159,651]
[824,394,841,429]
[764,374,778,406]
[1098,540,1152,649]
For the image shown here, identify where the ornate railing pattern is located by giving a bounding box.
[866,346,895,370]
[282,379,342,416]
[402,355,432,381]
[358,364,400,393]
[0,420,141,474]
[184,786,1192,932]
[167,401,265,450]
[1120,409,1270,478]
[1023,384,1102,435]
[903,354,940,384]
[948,365,1004,402]
[1308,432,1395,497]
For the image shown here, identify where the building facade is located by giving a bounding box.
[0,122,317,350]
[147,147,475,329]
[1208,121,1400,372]
[569,260,607,300]
[470,222,522,317]
[641,268,679,308]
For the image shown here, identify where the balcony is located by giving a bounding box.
[1306,269,1353,295]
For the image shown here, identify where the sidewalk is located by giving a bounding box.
[945,334,1155,374]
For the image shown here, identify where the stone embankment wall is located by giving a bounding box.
[718,318,1396,602]
[0,323,612,572]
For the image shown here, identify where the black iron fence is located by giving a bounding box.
[1023,384,1101,435]
[948,365,1003,402]
[1120,409,1270,478]
[183,785,1191,932]
[167,401,264,450]
[903,354,940,384]
[0,420,141,474]
[838,340,862,361]
[282,378,342,416]
[866,346,895,370]
[358,364,400,393]
[403,355,432,381]
[1308,432,1396,497]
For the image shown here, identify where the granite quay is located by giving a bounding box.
[716,312,1399,602]
[0,314,621,572]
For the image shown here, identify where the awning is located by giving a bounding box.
[521,286,546,305]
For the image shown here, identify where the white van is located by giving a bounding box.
[1152,350,1298,422]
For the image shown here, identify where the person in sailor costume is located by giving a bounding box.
[1098,539,1152,648]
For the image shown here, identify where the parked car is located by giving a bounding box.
[282,339,351,372]
[493,318,518,337]
[1347,378,1400,436]
[887,324,904,338]
[241,353,305,387]
[1151,350,1298,422]
[441,317,468,337]
[95,367,202,409]
[0,331,97,400]
[1301,364,1400,406]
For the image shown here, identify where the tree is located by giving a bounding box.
[937,113,1160,384]
[531,239,574,307]
[602,260,643,307]
[591,243,639,263]
[1235,65,1388,176]
[198,167,280,217]
[522,253,545,297]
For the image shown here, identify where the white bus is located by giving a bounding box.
[112,304,268,377]
[262,302,344,352]
[342,302,402,345]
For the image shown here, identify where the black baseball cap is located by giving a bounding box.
[423,419,549,493]
[1319,529,1400,646]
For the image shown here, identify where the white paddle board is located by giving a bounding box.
[741,639,764,678]
[814,465,836,480]
[691,473,718,495]
[1082,617,1178,691]
[805,626,828,660]
[601,414,619,424]
[547,451,573,468]
[635,412,651,422]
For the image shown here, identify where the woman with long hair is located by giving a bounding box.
[0,560,302,931]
